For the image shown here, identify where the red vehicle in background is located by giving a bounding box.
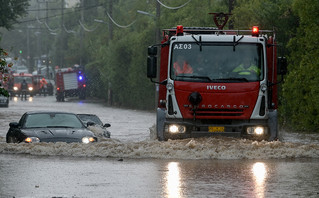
[11,73,34,97]
[32,75,54,96]
[55,67,86,101]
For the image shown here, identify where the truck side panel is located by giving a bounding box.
[267,37,278,109]
[63,72,78,90]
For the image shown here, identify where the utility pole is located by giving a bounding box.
[108,0,113,41]
[80,0,84,66]
[107,0,113,106]
[155,0,160,109]
[60,0,64,68]
[228,0,235,29]
[46,0,50,79]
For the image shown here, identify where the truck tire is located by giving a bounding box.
[56,92,65,102]
[79,92,86,100]
[156,108,166,141]
[268,109,278,141]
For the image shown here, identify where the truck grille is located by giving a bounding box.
[194,108,244,117]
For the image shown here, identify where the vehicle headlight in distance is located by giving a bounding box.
[24,137,40,143]
[246,126,265,135]
[168,124,186,134]
[82,137,96,144]
[13,87,18,91]
[28,87,33,91]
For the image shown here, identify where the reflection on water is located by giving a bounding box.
[165,162,183,198]
[12,96,33,102]
[252,162,267,198]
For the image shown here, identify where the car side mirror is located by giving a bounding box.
[9,122,19,128]
[103,123,111,128]
[87,121,95,127]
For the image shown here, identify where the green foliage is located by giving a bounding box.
[231,0,297,46]
[0,0,29,29]
[281,0,319,131]
[0,0,28,96]
[0,48,11,97]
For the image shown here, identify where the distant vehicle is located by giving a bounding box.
[0,93,9,107]
[55,67,86,101]
[11,73,34,97]
[6,111,98,143]
[77,114,111,138]
[15,65,28,74]
[32,75,54,96]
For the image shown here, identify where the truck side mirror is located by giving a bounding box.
[147,46,158,79]
[147,56,157,78]
[148,46,157,56]
[277,57,287,75]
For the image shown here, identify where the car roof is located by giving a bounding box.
[25,111,77,115]
[77,113,98,116]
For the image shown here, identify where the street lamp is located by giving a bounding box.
[137,10,155,18]
[94,19,108,24]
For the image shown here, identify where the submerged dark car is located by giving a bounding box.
[0,93,9,107]
[77,114,111,138]
[6,111,97,143]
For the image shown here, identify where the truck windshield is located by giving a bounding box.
[170,43,264,82]
[14,76,33,84]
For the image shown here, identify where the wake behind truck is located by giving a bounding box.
[55,67,86,101]
[147,21,287,141]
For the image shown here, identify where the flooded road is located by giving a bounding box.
[0,96,319,197]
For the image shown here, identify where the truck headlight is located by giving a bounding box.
[168,124,186,134]
[247,126,266,135]
[13,87,18,91]
[28,87,33,91]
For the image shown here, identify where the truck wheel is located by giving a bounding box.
[268,109,278,141]
[79,91,86,100]
[156,108,166,141]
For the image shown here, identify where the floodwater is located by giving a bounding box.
[0,96,319,198]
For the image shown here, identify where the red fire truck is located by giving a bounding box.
[147,23,287,141]
[55,67,86,101]
[11,73,35,97]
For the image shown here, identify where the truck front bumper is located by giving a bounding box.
[163,119,270,141]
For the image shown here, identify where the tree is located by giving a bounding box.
[0,0,29,29]
[281,0,319,131]
[0,0,29,96]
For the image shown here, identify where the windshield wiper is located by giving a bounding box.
[233,35,244,51]
[215,77,249,82]
[176,75,212,81]
[191,35,202,51]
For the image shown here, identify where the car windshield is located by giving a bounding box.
[170,42,264,82]
[24,113,84,128]
[77,114,103,126]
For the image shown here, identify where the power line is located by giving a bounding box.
[106,12,136,28]
[15,3,104,25]
[156,0,192,10]
[78,20,97,32]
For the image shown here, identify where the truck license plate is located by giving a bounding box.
[209,126,224,132]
